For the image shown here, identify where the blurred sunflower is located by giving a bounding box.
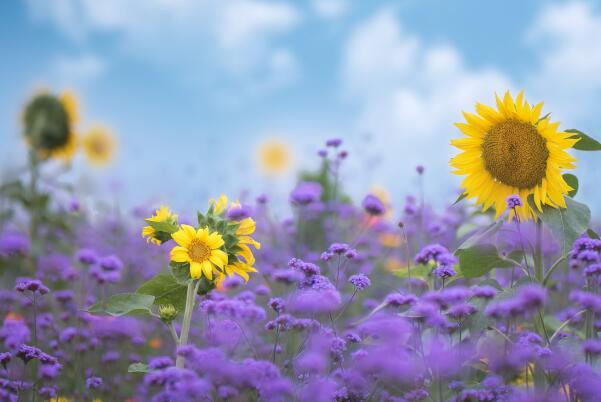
[82,125,116,166]
[258,139,292,175]
[450,90,578,220]
[22,89,80,163]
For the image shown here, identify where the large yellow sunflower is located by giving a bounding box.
[170,225,228,280]
[450,90,579,220]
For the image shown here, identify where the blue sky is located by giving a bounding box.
[1,0,601,215]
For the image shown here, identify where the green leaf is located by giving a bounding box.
[587,228,600,240]
[456,244,515,278]
[145,220,178,234]
[128,362,149,373]
[456,219,504,251]
[86,293,155,317]
[562,173,578,198]
[169,261,191,284]
[393,264,432,280]
[453,192,467,206]
[137,273,188,312]
[539,197,591,256]
[566,129,601,151]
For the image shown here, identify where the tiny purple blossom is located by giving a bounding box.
[506,194,522,209]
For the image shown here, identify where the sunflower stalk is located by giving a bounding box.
[175,279,201,368]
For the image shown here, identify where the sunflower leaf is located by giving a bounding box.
[453,192,467,206]
[562,173,578,198]
[456,219,504,251]
[86,293,155,317]
[566,129,601,151]
[456,244,515,278]
[137,273,188,312]
[539,197,591,256]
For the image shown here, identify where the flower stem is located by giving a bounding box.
[175,279,199,368]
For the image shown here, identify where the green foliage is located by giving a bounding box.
[393,264,432,280]
[566,129,601,151]
[562,173,578,197]
[453,192,467,206]
[587,228,600,240]
[456,244,515,278]
[137,273,188,312]
[170,261,191,284]
[86,293,155,317]
[539,196,591,256]
[128,362,149,373]
[456,219,504,251]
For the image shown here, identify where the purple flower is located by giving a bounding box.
[416,165,425,175]
[472,285,497,299]
[433,265,456,278]
[415,244,457,268]
[268,297,286,313]
[326,138,342,147]
[16,345,57,365]
[76,248,98,265]
[506,194,522,209]
[362,194,385,216]
[0,231,29,257]
[86,376,103,389]
[149,356,174,370]
[317,149,327,157]
[0,352,11,368]
[226,204,252,221]
[385,293,417,307]
[290,182,322,206]
[98,255,123,271]
[14,278,49,295]
[348,274,371,291]
[328,243,349,255]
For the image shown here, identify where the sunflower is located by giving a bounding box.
[23,90,80,163]
[142,205,178,245]
[235,217,261,265]
[450,90,578,220]
[258,139,292,175]
[170,225,229,280]
[218,261,258,284]
[82,125,116,166]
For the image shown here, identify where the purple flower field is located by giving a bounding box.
[2,85,601,401]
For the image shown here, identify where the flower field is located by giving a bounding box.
[2,88,601,402]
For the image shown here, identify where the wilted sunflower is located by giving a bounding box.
[450,91,578,220]
[82,125,116,166]
[258,139,292,175]
[22,89,80,162]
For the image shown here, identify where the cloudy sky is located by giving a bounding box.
[1,0,600,214]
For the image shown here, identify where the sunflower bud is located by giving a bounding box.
[23,93,71,153]
[158,304,178,323]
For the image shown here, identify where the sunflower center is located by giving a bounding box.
[481,119,549,189]
[189,239,210,262]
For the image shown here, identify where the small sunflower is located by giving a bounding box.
[450,90,578,220]
[142,205,178,245]
[82,125,116,166]
[170,225,229,280]
[258,139,292,175]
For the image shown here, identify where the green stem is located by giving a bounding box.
[175,280,199,368]
[27,152,40,274]
[542,256,566,286]
[534,219,544,282]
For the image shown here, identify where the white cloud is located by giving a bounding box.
[311,0,348,19]
[341,10,512,202]
[526,0,601,122]
[53,53,106,84]
[25,0,302,91]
